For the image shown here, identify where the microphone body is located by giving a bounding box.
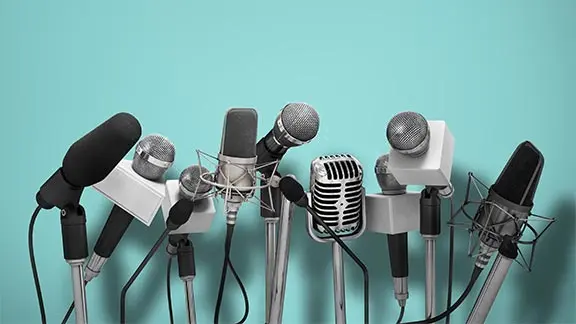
[214,108,258,221]
[37,112,142,209]
[466,237,518,324]
[472,141,543,268]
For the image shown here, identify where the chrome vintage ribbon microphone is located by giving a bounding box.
[307,154,367,324]
[256,103,319,321]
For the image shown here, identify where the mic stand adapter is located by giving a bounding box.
[260,173,282,323]
[60,204,89,324]
[177,239,197,324]
[466,236,518,324]
[420,187,441,322]
[268,189,295,324]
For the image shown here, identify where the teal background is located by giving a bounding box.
[1,1,575,323]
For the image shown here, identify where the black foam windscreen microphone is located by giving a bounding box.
[473,141,544,268]
[36,112,142,209]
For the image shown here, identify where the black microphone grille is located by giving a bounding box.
[132,134,175,181]
[220,108,258,158]
[492,141,544,207]
[179,165,213,199]
[278,103,320,142]
[62,112,142,187]
[310,154,363,235]
[386,111,430,157]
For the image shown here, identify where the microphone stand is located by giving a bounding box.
[268,190,295,324]
[177,239,197,324]
[466,236,518,324]
[260,174,282,322]
[332,242,346,324]
[60,204,89,324]
[420,187,441,322]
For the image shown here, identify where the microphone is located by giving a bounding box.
[386,111,455,321]
[256,102,320,177]
[86,134,175,282]
[466,236,518,324]
[163,165,216,251]
[36,112,142,209]
[279,176,369,324]
[255,103,319,321]
[374,154,411,308]
[120,198,195,324]
[307,154,366,324]
[214,108,258,223]
[31,112,141,324]
[472,141,544,268]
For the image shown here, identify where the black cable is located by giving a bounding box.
[120,228,170,324]
[61,302,74,323]
[396,307,405,324]
[401,267,483,324]
[214,224,250,324]
[28,205,47,324]
[167,256,175,324]
[305,206,370,324]
[227,257,249,323]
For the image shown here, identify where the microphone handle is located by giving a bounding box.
[387,233,409,306]
[466,238,518,324]
[305,206,369,324]
[120,228,171,324]
[93,205,135,257]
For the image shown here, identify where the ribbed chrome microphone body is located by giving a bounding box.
[310,154,363,237]
[386,111,430,157]
[179,165,213,200]
[132,134,175,180]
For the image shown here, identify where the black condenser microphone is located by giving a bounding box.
[256,102,320,177]
[215,108,258,223]
[279,176,369,324]
[85,134,176,282]
[375,154,410,308]
[472,141,544,269]
[36,112,142,209]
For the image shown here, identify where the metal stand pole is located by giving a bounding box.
[332,243,346,324]
[183,279,197,324]
[424,238,437,321]
[268,195,293,324]
[69,260,88,324]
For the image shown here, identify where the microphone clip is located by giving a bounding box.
[60,204,89,262]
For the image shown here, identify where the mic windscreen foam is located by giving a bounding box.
[279,177,306,206]
[166,199,195,229]
[132,134,176,181]
[492,141,544,207]
[219,108,258,158]
[62,112,142,187]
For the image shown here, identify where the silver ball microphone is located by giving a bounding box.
[179,165,213,200]
[375,154,407,195]
[272,102,320,148]
[386,111,430,157]
[132,134,176,180]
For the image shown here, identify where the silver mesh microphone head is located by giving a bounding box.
[375,154,406,195]
[386,111,430,157]
[273,103,320,147]
[179,165,213,200]
[132,134,175,180]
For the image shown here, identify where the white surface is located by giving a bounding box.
[92,159,165,226]
[388,120,455,187]
[365,192,421,234]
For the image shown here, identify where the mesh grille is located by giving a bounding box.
[375,154,406,193]
[280,103,320,142]
[179,165,213,199]
[132,134,175,180]
[386,112,429,155]
[311,154,363,235]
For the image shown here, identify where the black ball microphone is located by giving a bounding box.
[119,198,195,324]
[278,176,370,324]
[29,112,141,324]
[401,141,544,324]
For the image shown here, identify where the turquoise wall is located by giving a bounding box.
[1,1,574,323]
